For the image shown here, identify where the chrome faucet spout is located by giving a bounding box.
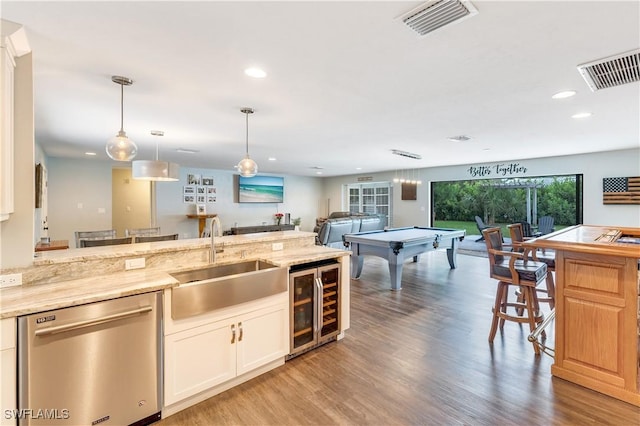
[209,217,221,264]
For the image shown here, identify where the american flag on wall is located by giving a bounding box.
[603,176,640,204]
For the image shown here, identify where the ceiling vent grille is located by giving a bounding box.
[391,149,422,160]
[577,48,640,92]
[400,0,478,37]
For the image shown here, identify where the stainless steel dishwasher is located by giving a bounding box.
[17,292,162,426]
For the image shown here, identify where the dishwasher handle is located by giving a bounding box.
[34,305,153,336]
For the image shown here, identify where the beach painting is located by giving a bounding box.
[238,175,284,203]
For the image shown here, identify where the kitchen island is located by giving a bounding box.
[0,231,350,424]
[524,225,640,407]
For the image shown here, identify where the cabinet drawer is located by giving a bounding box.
[0,318,15,350]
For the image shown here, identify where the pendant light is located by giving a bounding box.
[132,130,179,181]
[106,75,138,161]
[237,107,258,177]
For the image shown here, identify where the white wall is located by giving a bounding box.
[44,159,324,246]
[321,148,640,228]
[47,157,114,246]
[154,167,322,239]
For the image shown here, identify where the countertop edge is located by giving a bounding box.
[0,246,349,318]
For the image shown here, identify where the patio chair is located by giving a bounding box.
[474,216,490,242]
[517,221,535,238]
[535,216,555,236]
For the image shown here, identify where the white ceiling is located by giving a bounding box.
[3,1,640,177]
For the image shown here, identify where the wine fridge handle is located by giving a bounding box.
[315,277,323,334]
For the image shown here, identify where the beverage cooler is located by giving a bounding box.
[288,259,341,358]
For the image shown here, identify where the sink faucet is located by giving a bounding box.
[209,216,221,264]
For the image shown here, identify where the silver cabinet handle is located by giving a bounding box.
[230,323,236,344]
[314,277,323,333]
[35,306,153,336]
[238,322,243,342]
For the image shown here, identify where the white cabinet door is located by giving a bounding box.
[164,301,288,406]
[0,41,15,221]
[236,303,288,376]
[164,318,235,406]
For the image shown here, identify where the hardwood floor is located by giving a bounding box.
[158,252,640,425]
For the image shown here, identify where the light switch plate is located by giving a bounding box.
[272,242,284,251]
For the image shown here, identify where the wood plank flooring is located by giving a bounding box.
[158,252,640,425]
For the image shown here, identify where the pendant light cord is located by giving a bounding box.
[245,111,250,156]
[119,82,124,132]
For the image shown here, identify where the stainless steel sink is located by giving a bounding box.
[170,260,287,319]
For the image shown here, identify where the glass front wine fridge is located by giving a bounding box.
[288,259,341,358]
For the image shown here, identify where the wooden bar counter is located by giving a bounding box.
[525,225,640,406]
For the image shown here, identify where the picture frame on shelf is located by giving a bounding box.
[196,204,206,215]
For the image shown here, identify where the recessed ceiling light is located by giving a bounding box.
[552,90,577,99]
[85,152,96,156]
[316,171,323,175]
[245,67,267,78]
[268,157,277,161]
[356,167,362,170]
[572,112,593,119]
[447,135,471,142]
[176,148,199,154]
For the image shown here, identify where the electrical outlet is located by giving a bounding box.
[125,258,146,270]
[0,273,22,288]
[272,242,284,251]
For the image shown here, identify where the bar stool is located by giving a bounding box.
[508,223,556,310]
[482,227,548,355]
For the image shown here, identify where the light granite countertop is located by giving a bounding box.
[0,269,178,319]
[32,231,319,265]
[0,244,349,319]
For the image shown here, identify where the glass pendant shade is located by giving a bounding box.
[237,156,258,177]
[132,160,179,181]
[237,107,258,178]
[106,75,137,161]
[106,130,138,161]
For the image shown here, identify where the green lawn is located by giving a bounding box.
[433,220,567,237]
[433,220,508,237]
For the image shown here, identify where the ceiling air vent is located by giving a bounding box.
[399,0,478,37]
[391,149,422,160]
[577,48,640,92]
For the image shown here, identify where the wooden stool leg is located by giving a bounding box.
[545,272,555,310]
[522,286,541,355]
[489,282,506,342]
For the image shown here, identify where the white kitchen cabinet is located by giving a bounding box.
[0,35,16,221]
[164,301,288,407]
[0,318,16,426]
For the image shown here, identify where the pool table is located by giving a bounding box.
[342,226,466,290]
